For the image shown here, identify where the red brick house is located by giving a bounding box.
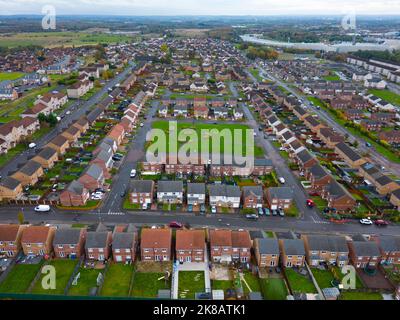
[112,225,136,263]
[377,235,400,265]
[21,225,56,256]
[53,227,86,259]
[85,224,112,261]
[348,235,381,269]
[141,228,172,262]
[78,164,105,191]
[175,229,205,263]
[209,229,251,264]
[0,224,27,258]
[306,164,333,192]
[60,180,90,207]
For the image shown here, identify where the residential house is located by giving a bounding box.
[242,186,264,209]
[78,164,105,191]
[348,235,381,269]
[11,160,44,187]
[187,183,206,206]
[129,180,155,208]
[0,224,27,257]
[209,229,251,264]
[112,225,136,263]
[279,238,306,267]
[61,125,81,143]
[334,142,366,169]
[0,177,23,201]
[266,187,294,210]
[85,224,112,261]
[140,228,172,262]
[176,229,205,263]
[306,164,333,192]
[208,184,241,208]
[21,225,56,256]
[377,235,400,265]
[296,150,318,170]
[157,181,183,204]
[32,147,59,169]
[254,238,280,268]
[53,227,86,259]
[60,180,90,207]
[321,180,356,212]
[46,134,70,155]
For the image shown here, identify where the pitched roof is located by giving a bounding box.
[0,224,20,241]
[256,238,280,255]
[268,187,294,200]
[157,181,183,193]
[112,232,135,249]
[187,183,206,195]
[335,142,362,162]
[141,228,171,248]
[53,228,83,245]
[210,229,232,247]
[131,180,154,193]
[21,226,51,243]
[176,230,205,251]
[306,235,348,253]
[232,230,252,248]
[86,231,109,248]
[282,239,305,255]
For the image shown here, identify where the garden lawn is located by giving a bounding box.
[0,263,42,293]
[339,291,383,300]
[260,278,288,300]
[131,272,171,298]
[178,271,205,299]
[311,268,335,289]
[242,271,261,294]
[333,267,364,289]
[368,89,400,106]
[31,260,77,295]
[212,280,234,293]
[101,264,134,297]
[0,72,24,81]
[150,120,263,157]
[285,268,317,294]
[68,267,102,296]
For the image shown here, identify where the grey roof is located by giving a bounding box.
[324,181,353,199]
[18,160,42,176]
[36,147,57,160]
[336,142,362,162]
[131,180,154,193]
[95,149,112,163]
[187,183,206,195]
[351,241,380,257]
[112,232,135,249]
[297,149,314,164]
[0,176,21,190]
[66,180,86,194]
[254,158,273,167]
[309,164,329,179]
[268,187,294,200]
[306,235,348,253]
[53,228,83,245]
[83,164,103,179]
[208,184,241,197]
[157,180,183,193]
[257,238,280,255]
[243,186,263,198]
[379,235,400,252]
[249,230,265,240]
[282,239,305,255]
[86,231,109,248]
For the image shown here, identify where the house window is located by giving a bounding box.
[58,245,63,249]
[70,245,75,249]
[115,249,120,253]
[98,248,104,253]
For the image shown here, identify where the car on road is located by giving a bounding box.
[169,221,183,228]
[28,143,36,149]
[94,188,106,194]
[112,155,123,161]
[306,199,315,208]
[130,169,137,178]
[360,218,373,225]
[258,207,264,216]
[140,123,144,127]
[374,219,389,226]
[272,210,278,216]
[200,204,206,214]
[365,142,372,148]
[278,209,285,217]
[120,190,127,198]
[211,206,217,214]
[91,194,103,200]
[246,214,259,220]
[188,204,193,212]
[66,111,71,115]
[278,177,286,184]
[263,208,270,216]
[34,205,51,213]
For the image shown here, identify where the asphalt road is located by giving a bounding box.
[257,64,400,177]
[0,63,136,177]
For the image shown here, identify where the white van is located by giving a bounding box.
[34,205,51,213]
[279,177,286,184]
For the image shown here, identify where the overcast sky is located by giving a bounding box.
[0,0,399,15]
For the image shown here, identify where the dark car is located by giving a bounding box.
[120,190,127,198]
[169,221,183,228]
[374,220,389,226]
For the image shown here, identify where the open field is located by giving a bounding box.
[0,263,42,294]
[172,29,210,38]
[0,72,24,81]
[150,120,264,157]
[0,32,133,48]
[31,260,77,295]
[100,264,134,297]
[131,272,171,298]
[368,89,400,106]
[178,271,205,299]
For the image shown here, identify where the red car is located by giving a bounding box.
[306,199,315,208]
[169,221,183,229]
[374,220,389,226]
[309,192,320,197]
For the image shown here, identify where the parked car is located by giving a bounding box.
[272,210,278,216]
[200,204,206,214]
[360,218,373,225]
[278,209,285,217]
[169,221,183,228]
[246,214,259,220]
[34,205,51,213]
[120,190,127,198]
[211,206,217,214]
[263,208,271,216]
[374,219,389,226]
[188,204,193,212]
[258,207,264,216]
[306,199,315,208]
[278,177,286,184]
[130,169,137,178]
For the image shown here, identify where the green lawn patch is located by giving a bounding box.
[260,278,288,300]
[68,267,103,296]
[242,271,261,294]
[101,264,134,297]
[0,263,42,293]
[212,280,234,294]
[368,89,400,106]
[31,260,77,295]
[311,268,336,289]
[332,267,364,289]
[131,272,171,298]
[0,72,24,81]
[339,291,383,300]
[285,268,317,294]
[178,271,205,299]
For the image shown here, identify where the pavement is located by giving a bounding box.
[256,64,400,177]
[0,63,136,178]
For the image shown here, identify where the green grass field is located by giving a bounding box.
[68,267,102,296]
[368,89,400,106]
[0,263,42,294]
[311,268,336,289]
[285,268,317,294]
[101,264,134,297]
[131,272,171,298]
[149,120,263,157]
[339,291,383,300]
[31,260,78,295]
[211,280,235,293]
[260,278,288,300]
[0,72,24,81]
[178,271,205,299]
[242,271,261,294]
[0,32,133,48]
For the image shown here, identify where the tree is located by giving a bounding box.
[160,43,169,53]
[18,211,24,225]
